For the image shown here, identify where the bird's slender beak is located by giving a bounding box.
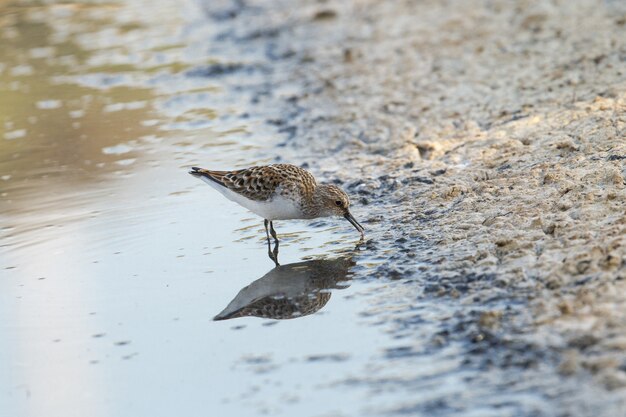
[344,211,365,240]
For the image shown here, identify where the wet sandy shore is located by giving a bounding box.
[204,0,626,414]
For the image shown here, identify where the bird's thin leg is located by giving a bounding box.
[269,221,279,243]
[264,219,271,242]
[265,219,279,266]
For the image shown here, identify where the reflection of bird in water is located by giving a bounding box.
[214,257,354,321]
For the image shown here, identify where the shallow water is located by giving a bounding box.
[3,1,617,417]
[0,1,387,416]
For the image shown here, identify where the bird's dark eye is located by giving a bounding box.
[335,200,343,207]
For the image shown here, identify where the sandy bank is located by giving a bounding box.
[204,0,626,413]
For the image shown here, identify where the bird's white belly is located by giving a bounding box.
[240,194,302,220]
[202,178,302,220]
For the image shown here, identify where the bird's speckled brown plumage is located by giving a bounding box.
[191,164,316,203]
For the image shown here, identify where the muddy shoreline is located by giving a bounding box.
[199,0,626,414]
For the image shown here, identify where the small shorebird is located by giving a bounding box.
[189,164,365,250]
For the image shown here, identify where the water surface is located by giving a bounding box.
[0,2,391,416]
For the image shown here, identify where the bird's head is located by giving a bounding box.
[313,184,364,238]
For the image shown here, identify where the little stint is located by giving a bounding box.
[189,164,365,244]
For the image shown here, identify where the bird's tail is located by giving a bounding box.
[189,166,208,177]
[188,167,226,186]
